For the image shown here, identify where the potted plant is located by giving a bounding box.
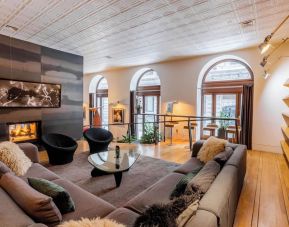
[218,110,230,139]
[140,123,162,144]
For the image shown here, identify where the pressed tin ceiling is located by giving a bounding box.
[0,0,289,73]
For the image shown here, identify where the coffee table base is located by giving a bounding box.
[91,168,123,187]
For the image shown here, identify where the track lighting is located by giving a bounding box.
[260,56,268,67]
[260,38,288,68]
[259,35,272,54]
[258,15,289,54]
[262,70,270,80]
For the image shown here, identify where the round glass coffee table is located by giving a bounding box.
[88,149,140,187]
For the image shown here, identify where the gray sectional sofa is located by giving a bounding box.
[0,141,246,227]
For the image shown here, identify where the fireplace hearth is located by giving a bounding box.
[7,121,41,143]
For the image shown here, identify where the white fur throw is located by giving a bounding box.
[58,218,125,227]
[0,141,32,176]
[197,137,227,163]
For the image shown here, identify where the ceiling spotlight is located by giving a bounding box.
[260,56,268,67]
[259,36,272,54]
[259,14,289,54]
[105,56,112,59]
[263,70,271,80]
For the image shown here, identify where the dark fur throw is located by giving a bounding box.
[133,189,203,227]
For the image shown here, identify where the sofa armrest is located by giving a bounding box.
[18,143,39,163]
[192,140,205,157]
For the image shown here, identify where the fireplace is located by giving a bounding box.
[7,121,41,143]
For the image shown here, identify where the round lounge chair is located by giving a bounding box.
[83,128,113,154]
[42,133,78,165]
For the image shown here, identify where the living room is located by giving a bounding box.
[0,1,288,227]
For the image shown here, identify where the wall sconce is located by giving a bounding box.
[258,15,289,55]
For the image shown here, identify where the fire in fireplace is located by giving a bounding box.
[8,121,41,143]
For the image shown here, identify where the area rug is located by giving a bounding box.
[47,152,180,207]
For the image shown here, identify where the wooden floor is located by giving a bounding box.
[39,140,289,227]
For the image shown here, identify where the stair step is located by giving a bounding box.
[282,113,289,126]
[283,96,289,107]
[281,140,289,164]
[284,79,289,87]
[281,126,289,143]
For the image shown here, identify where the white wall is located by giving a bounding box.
[84,45,289,153]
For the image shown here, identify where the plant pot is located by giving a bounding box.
[217,128,226,139]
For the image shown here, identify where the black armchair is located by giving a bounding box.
[83,128,113,154]
[42,133,78,165]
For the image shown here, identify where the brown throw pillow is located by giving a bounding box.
[214,147,234,167]
[197,137,227,163]
[186,160,221,194]
[0,173,62,224]
[0,160,11,178]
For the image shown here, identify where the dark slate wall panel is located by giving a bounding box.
[0,34,83,141]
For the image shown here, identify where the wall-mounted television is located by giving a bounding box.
[0,79,61,108]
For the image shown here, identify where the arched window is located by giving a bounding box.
[201,59,253,139]
[131,69,161,139]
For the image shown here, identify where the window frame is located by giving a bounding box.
[201,59,253,137]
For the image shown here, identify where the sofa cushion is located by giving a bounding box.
[0,172,62,225]
[51,179,115,222]
[0,187,35,227]
[199,165,239,227]
[28,177,75,214]
[0,160,11,178]
[170,166,203,199]
[106,208,140,227]
[186,160,221,194]
[18,143,40,163]
[125,172,184,214]
[174,157,204,174]
[0,141,32,176]
[24,163,60,181]
[197,137,227,163]
[184,210,218,227]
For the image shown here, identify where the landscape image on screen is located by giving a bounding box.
[0,79,61,108]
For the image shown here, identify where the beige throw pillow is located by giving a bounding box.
[176,200,199,227]
[0,141,32,176]
[197,137,227,163]
[59,218,125,227]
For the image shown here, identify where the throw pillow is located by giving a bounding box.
[186,160,221,194]
[134,190,202,227]
[176,200,199,227]
[0,172,62,224]
[214,146,234,167]
[59,217,125,227]
[197,136,227,163]
[0,160,11,178]
[28,177,75,214]
[170,166,203,199]
[0,141,32,176]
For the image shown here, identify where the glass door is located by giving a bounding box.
[136,95,159,139]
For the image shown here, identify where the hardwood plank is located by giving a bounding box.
[258,152,288,227]
[234,150,261,227]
